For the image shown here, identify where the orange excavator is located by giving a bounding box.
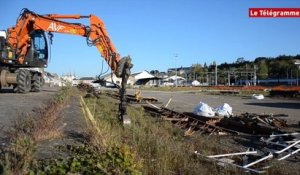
[0,8,132,123]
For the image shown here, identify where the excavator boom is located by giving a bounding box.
[1,8,132,124]
[7,9,129,77]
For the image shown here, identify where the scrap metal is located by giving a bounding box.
[196,136,300,174]
[195,148,267,174]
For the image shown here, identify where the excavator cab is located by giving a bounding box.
[24,30,49,67]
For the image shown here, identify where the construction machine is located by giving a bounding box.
[0,8,132,123]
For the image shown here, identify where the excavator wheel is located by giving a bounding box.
[31,74,41,92]
[16,69,31,93]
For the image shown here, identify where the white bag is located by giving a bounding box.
[193,102,215,117]
[215,103,232,117]
[252,94,264,100]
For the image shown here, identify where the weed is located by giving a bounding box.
[0,86,72,174]
[30,144,142,175]
[83,95,234,174]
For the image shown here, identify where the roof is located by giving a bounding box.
[132,70,154,80]
[167,75,186,80]
[79,77,95,80]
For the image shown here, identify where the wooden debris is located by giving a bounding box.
[143,103,240,136]
[106,91,159,104]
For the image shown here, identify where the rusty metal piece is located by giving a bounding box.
[162,116,188,121]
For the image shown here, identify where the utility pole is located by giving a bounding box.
[245,64,248,86]
[295,60,300,86]
[206,73,209,85]
[253,65,257,86]
[234,71,237,85]
[174,54,178,87]
[291,69,293,86]
[297,71,299,86]
[214,61,217,86]
[227,71,230,86]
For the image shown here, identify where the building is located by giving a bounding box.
[99,70,160,87]
[78,77,95,84]
[61,74,77,86]
[167,66,192,75]
[99,73,135,87]
[131,70,160,86]
[44,72,63,86]
[162,75,186,86]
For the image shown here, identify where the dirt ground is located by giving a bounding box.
[127,89,300,125]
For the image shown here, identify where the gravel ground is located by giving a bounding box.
[127,89,300,125]
[0,87,59,135]
[35,95,87,159]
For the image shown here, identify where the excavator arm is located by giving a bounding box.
[6,9,132,123]
[7,8,131,77]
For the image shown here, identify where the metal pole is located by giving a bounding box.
[270,132,300,137]
[207,150,257,158]
[254,65,257,86]
[195,151,266,174]
[243,153,273,168]
[291,69,293,86]
[228,71,230,86]
[275,140,300,154]
[278,148,300,160]
[175,54,178,87]
[215,62,217,86]
[297,70,299,86]
[246,64,248,86]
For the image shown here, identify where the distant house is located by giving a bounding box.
[132,70,160,86]
[162,75,186,86]
[167,66,192,75]
[44,72,63,86]
[78,77,95,84]
[99,73,134,87]
[61,74,77,86]
[98,70,160,87]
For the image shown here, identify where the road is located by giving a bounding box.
[0,87,59,134]
[128,89,300,124]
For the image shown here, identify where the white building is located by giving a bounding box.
[100,73,134,87]
[162,75,186,86]
[44,72,63,86]
[61,74,77,86]
[99,70,159,87]
[132,70,159,86]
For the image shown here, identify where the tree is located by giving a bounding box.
[191,64,203,80]
[236,57,245,64]
[258,60,268,79]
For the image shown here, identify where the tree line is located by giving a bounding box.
[191,55,300,83]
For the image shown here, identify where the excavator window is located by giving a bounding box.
[31,31,48,61]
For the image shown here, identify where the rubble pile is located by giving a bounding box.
[106,91,159,104]
[216,113,287,135]
[77,83,94,93]
[77,83,100,98]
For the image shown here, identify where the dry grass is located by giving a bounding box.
[84,93,298,175]
[0,86,72,174]
[83,94,242,174]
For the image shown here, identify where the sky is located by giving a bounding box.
[1,0,300,77]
